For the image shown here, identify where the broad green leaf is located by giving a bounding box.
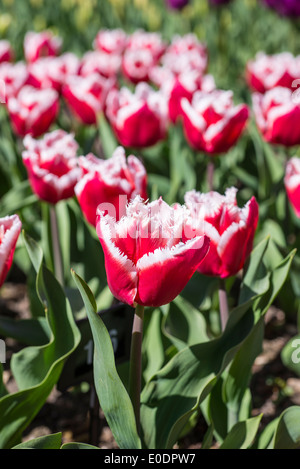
[142,308,167,384]
[0,316,50,346]
[219,414,262,449]
[0,235,81,449]
[61,442,101,449]
[272,406,300,449]
[281,335,300,377]
[97,113,118,159]
[13,433,62,449]
[71,270,141,450]
[162,296,209,350]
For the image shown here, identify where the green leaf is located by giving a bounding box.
[0,316,50,346]
[219,415,262,449]
[71,269,141,450]
[13,433,62,449]
[0,235,81,449]
[281,334,300,377]
[272,406,300,449]
[61,442,101,449]
[162,296,209,350]
[97,112,118,159]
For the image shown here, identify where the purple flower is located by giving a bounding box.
[209,0,232,5]
[263,0,300,16]
[166,0,189,9]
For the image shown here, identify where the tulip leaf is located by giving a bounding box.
[13,433,62,449]
[61,442,101,449]
[219,414,262,449]
[71,269,141,450]
[0,316,50,346]
[0,234,81,449]
[272,406,300,449]
[281,334,300,377]
[97,112,118,159]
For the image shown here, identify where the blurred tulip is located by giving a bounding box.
[0,214,22,288]
[24,31,62,63]
[80,50,121,80]
[106,82,168,148]
[63,73,115,125]
[166,0,189,9]
[22,130,81,204]
[262,0,300,16]
[96,196,210,307]
[7,85,59,138]
[0,40,13,63]
[246,52,300,93]
[28,53,80,92]
[0,62,29,102]
[185,188,259,278]
[253,86,300,147]
[93,28,128,55]
[285,157,300,217]
[75,146,148,226]
[181,89,249,154]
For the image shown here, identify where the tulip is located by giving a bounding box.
[262,0,300,16]
[160,69,216,123]
[181,89,249,155]
[284,157,300,218]
[93,28,128,55]
[166,0,189,9]
[7,85,59,138]
[28,53,80,92]
[0,40,14,63]
[24,31,62,63]
[252,86,300,147]
[106,82,168,148]
[246,52,300,94]
[0,215,22,288]
[22,129,81,204]
[80,50,121,80]
[75,146,148,227]
[0,62,29,102]
[96,195,210,307]
[184,187,259,279]
[63,73,115,125]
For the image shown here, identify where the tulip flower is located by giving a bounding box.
[121,30,166,85]
[63,73,115,125]
[0,215,22,288]
[24,31,62,63]
[7,85,59,138]
[246,52,300,94]
[22,129,81,204]
[0,40,14,63]
[252,86,300,147]
[284,157,300,218]
[28,53,80,92]
[262,0,300,16]
[160,70,216,123]
[184,187,259,279]
[0,62,29,102]
[75,146,148,226]
[106,82,168,148]
[166,0,189,9]
[80,50,121,80]
[181,89,249,155]
[96,195,210,308]
[93,28,128,55]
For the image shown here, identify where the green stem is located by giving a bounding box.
[207,159,215,191]
[129,303,145,434]
[50,204,64,286]
[219,278,229,332]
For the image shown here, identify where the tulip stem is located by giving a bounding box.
[207,159,214,191]
[219,278,229,332]
[50,205,64,286]
[129,303,144,434]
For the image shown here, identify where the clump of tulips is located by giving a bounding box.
[0,21,299,452]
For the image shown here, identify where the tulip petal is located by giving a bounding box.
[135,235,210,307]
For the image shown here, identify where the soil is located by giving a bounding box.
[1,281,300,450]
